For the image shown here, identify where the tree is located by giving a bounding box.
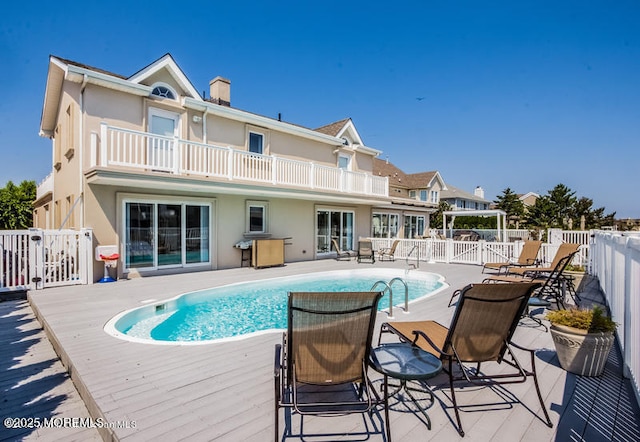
[574,197,616,229]
[547,184,577,228]
[0,180,36,229]
[430,200,451,229]
[494,187,525,227]
[524,194,556,230]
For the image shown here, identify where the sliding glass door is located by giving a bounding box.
[316,209,354,254]
[125,201,210,270]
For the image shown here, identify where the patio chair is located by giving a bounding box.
[379,282,552,437]
[506,242,580,277]
[331,238,356,260]
[482,240,542,274]
[357,240,375,263]
[484,250,579,324]
[378,239,400,262]
[274,291,387,440]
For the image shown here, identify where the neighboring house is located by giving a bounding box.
[371,159,444,239]
[33,54,393,280]
[518,191,539,207]
[440,185,490,211]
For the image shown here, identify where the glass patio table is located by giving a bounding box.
[369,342,443,430]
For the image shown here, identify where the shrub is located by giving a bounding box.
[547,306,616,333]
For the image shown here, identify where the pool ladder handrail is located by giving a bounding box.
[406,245,419,270]
[370,277,409,318]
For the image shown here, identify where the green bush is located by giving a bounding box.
[547,306,616,333]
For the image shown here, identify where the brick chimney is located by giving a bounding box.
[209,76,230,106]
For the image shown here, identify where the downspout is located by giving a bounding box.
[202,108,209,144]
[79,74,88,228]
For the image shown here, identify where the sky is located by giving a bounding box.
[1,1,638,217]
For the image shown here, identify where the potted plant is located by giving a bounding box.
[547,306,616,376]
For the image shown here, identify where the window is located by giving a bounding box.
[409,190,416,199]
[249,132,264,154]
[246,201,268,233]
[372,213,399,238]
[338,153,351,170]
[404,215,425,239]
[430,190,439,203]
[419,190,428,201]
[151,83,177,100]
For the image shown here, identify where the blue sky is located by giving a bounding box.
[1,1,638,217]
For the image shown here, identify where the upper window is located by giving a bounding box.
[430,190,439,203]
[249,132,264,154]
[419,190,428,201]
[246,200,268,233]
[338,153,351,170]
[151,83,177,100]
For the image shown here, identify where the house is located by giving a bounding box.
[518,191,539,207]
[440,185,490,211]
[371,159,445,238]
[33,54,403,280]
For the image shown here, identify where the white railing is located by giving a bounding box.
[549,229,592,246]
[369,237,589,268]
[96,124,388,197]
[36,172,54,199]
[0,229,93,291]
[591,231,640,404]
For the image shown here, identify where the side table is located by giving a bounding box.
[369,342,443,438]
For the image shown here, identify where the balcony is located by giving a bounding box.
[91,124,388,198]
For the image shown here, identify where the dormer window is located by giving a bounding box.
[342,137,350,146]
[151,83,177,100]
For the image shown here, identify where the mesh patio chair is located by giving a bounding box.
[357,240,375,263]
[274,291,387,441]
[379,282,552,437]
[378,239,400,262]
[484,251,580,328]
[506,242,580,276]
[482,240,542,274]
[331,238,356,260]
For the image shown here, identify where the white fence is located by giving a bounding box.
[591,231,640,403]
[370,237,589,268]
[0,229,93,292]
[95,124,389,198]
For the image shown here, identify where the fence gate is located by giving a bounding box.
[0,228,93,292]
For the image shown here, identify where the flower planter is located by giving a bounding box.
[549,324,615,376]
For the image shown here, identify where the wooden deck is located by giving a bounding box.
[5,260,640,441]
[0,300,100,441]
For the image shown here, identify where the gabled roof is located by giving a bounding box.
[314,118,380,156]
[40,54,357,148]
[127,53,200,99]
[440,184,490,203]
[314,118,351,137]
[373,158,446,190]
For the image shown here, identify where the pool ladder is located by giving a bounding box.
[370,277,409,318]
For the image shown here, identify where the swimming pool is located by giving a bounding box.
[104,268,447,345]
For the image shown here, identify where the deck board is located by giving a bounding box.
[5,260,639,441]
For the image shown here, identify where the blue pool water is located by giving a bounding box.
[106,269,446,344]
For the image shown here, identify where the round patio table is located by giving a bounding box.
[369,342,443,432]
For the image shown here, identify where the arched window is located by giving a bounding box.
[150,83,177,100]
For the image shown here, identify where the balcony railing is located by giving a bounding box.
[93,124,388,198]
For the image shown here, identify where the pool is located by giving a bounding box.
[104,268,447,345]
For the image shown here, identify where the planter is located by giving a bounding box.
[549,324,615,376]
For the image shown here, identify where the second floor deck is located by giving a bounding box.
[85,123,388,198]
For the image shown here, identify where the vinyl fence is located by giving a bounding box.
[591,231,640,403]
[0,228,93,292]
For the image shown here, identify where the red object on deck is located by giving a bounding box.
[99,253,120,260]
